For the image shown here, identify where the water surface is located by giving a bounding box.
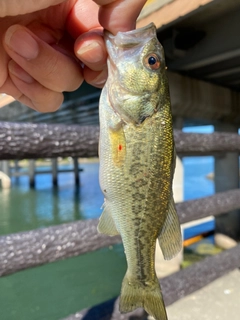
[0,162,103,235]
[0,158,214,319]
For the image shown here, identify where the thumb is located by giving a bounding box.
[0,0,67,17]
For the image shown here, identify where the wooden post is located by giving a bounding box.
[29,159,35,188]
[173,116,184,130]
[0,161,11,189]
[52,158,58,187]
[14,160,19,181]
[214,123,240,241]
[2,160,10,177]
[73,157,80,186]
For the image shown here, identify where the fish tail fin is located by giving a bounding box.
[119,274,168,320]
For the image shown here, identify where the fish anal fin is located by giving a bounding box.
[158,195,182,260]
[97,203,119,236]
[119,274,167,320]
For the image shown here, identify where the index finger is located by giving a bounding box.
[94,0,147,34]
[66,0,101,39]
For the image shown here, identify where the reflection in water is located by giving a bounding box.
[0,158,216,320]
[0,161,126,320]
[0,158,215,235]
[183,156,214,200]
[0,162,103,235]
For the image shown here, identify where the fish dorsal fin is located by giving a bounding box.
[158,195,182,260]
[97,202,119,236]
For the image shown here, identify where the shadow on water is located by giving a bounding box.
[81,297,147,320]
[81,297,117,320]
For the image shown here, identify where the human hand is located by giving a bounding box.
[0,0,147,112]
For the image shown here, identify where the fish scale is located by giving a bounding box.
[98,23,182,320]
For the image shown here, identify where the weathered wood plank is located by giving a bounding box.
[0,122,99,160]
[1,189,240,277]
[0,219,121,277]
[1,122,240,159]
[175,130,240,156]
[177,189,240,224]
[62,244,240,320]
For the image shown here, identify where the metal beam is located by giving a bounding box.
[137,0,214,30]
[168,72,240,124]
[206,66,240,80]
[164,7,240,72]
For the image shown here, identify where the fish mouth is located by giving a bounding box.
[104,23,157,48]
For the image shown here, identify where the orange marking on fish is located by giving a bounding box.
[109,126,126,167]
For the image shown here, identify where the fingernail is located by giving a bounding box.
[94,69,108,86]
[77,41,103,63]
[9,60,34,84]
[5,26,39,60]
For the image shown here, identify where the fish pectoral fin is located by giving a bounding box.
[158,195,182,260]
[97,203,119,236]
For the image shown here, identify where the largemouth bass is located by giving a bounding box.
[98,23,182,320]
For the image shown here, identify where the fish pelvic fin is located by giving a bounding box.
[158,195,182,260]
[119,274,168,320]
[97,202,119,236]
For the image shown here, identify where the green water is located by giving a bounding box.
[0,187,83,235]
[0,245,126,320]
[0,163,126,319]
[0,163,103,236]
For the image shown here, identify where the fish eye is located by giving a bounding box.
[148,56,157,65]
[144,53,161,70]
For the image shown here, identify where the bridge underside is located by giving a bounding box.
[1,0,240,128]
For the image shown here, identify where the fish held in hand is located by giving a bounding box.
[98,23,182,320]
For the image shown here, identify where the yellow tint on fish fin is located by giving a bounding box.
[109,124,126,167]
[97,203,119,236]
[158,195,182,260]
[119,274,167,320]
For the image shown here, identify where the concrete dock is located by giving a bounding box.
[166,269,240,320]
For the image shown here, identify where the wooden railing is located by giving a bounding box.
[0,122,240,320]
[1,122,240,160]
